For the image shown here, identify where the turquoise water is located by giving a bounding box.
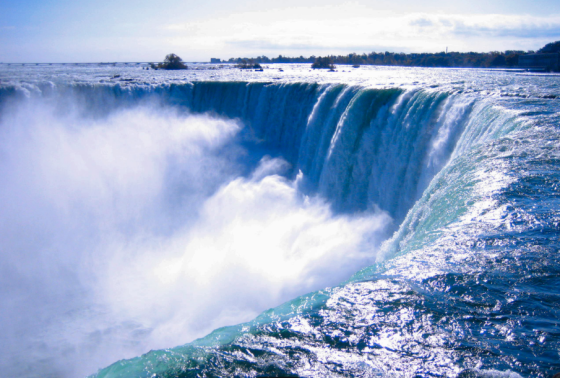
[0,64,558,377]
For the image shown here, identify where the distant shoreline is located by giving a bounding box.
[212,41,560,72]
[1,41,559,73]
[1,61,560,74]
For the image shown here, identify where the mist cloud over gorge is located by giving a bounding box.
[0,96,391,377]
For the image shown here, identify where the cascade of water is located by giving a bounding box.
[174,82,479,223]
[0,80,550,378]
[1,81,492,222]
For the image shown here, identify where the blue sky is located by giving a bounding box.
[1,0,559,62]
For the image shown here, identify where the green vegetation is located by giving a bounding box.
[150,54,187,70]
[219,41,559,70]
[538,41,560,54]
[311,57,335,70]
[236,59,262,69]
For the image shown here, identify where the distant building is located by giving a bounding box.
[210,58,221,63]
[519,53,560,72]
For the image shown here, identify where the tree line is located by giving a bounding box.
[218,41,559,69]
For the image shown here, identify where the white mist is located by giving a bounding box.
[0,98,391,377]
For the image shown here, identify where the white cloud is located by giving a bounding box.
[1,1,558,62]
[160,6,559,58]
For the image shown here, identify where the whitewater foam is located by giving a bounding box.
[0,94,391,377]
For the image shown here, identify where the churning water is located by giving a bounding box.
[0,64,558,377]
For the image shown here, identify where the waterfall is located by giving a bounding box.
[0,79,554,378]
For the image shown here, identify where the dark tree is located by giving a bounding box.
[538,41,560,54]
[218,41,558,70]
[163,54,187,69]
[236,59,262,69]
[151,54,187,70]
[311,56,335,69]
[490,54,506,67]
